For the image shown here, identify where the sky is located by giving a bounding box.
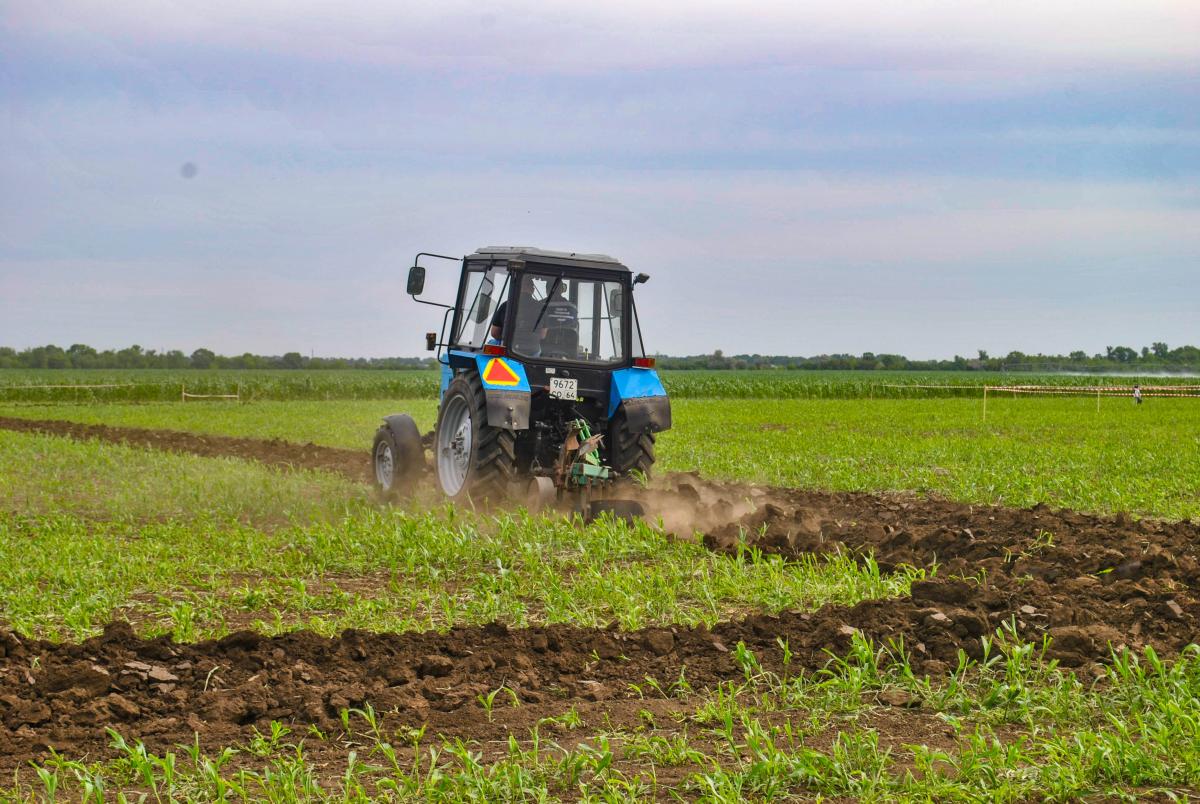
[1,1,1198,359]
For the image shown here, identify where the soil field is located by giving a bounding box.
[0,415,371,482]
[673,474,1200,666]
[1,421,1198,789]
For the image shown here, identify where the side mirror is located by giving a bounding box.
[609,288,624,316]
[633,272,650,286]
[425,332,437,351]
[407,265,426,295]
[474,296,492,324]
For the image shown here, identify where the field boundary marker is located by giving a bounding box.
[987,384,1200,397]
[980,383,1200,421]
[180,383,241,402]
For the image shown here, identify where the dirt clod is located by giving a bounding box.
[147,667,179,683]
[418,655,454,678]
[642,629,675,656]
[878,689,918,708]
[107,694,142,720]
[592,636,622,660]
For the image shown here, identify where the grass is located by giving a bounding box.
[5,632,1198,801]
[666,396,1200,520]
[0,430,919,641]
[4,393,1199,519]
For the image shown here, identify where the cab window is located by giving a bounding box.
[508,272,626,364]
[454,264,509,349]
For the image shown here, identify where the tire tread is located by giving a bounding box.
[609,408,656,482]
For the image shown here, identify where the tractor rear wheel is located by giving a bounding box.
[608,408,656,484]
[435,374,516,502]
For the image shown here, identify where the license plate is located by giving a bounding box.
[549,377,578,400]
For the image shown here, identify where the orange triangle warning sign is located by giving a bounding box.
[483,358,521,386]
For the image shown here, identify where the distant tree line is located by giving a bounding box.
[654,344,1200,372]
[2,342,1198,373]
[0,344,437,370]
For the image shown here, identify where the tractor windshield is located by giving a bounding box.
[508,272,627,364]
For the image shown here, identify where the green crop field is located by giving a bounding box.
[0,430,919,642]
[0,367,1186,402]
[2,371,1199,800]
[4,391,1198,520]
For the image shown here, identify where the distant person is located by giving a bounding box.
[1133,384,1143,405]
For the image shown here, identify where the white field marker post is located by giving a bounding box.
[1097,387,1101,414]
[181,384,185,402]
[983,386,988,422]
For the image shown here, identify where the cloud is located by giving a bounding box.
[3,1,1197,359]
[7,0,1199,74]
[3,163,1197,357]
[5,62,1196,187]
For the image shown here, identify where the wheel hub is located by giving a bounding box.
[436,396,473,496]
[374,442,394,489]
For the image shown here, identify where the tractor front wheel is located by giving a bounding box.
[373,414,424,501]
[435,374,516,502]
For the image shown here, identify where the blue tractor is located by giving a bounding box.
[372,246,671,518]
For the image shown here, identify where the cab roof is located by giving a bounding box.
[472,246,629,272]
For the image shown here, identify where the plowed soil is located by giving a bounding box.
[0,415,370,481]
[2,419,1199,772]
[652,474,1200,673]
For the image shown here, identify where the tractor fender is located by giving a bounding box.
[381,413,423,453]
[609,367,672,433]
[447,350,531,431]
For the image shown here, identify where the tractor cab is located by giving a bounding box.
[376,246,670,515]
[446,248,641,361]
[447,248,651,401]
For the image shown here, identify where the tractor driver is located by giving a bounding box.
[489,274,578,358]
